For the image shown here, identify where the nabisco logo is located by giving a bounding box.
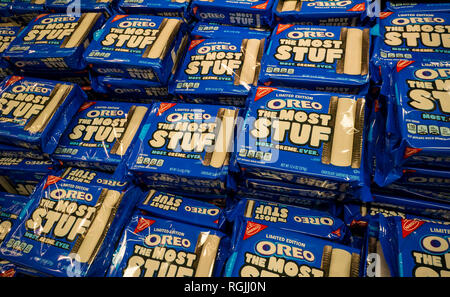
[243,221,267,240]
[401,219,425,238]
[255,87,277,101]
[396,60,415,72]
[157,102,176,116]
[134,217,155,234]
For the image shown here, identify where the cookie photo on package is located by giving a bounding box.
[3,12,105,72]
[233,86,369,193]
[107,213,228,277]
[259,24,370,94]
[191,0,275,28]
[170,37,266,106]
[378,215,450,277]
[117,0,192,19]
[138,189,226,230]
[0,174,142,277]
[374,60,450,186]
[273,0,368,27]
[0,75,87,154]
[125,102,240,194]
[224,219,361,277]
[52,101,150,172]
[84,15,188,84]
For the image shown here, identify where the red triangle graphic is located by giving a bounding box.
[34,14,49,22]
[255,87,277,101]
[243,221,268,240]
[134,217,155,234]
[379,12,394,19]
[396,60,415,72]
[276,24,294,35]
[0,268,15,277]
[331,228,342,238]
[252,0,269,9]
[112,15,128,23]
[401,219,425,238]
[193,6,198,15]
[404,147,422,159]
[5,76,23,87]
[44,176,63,189]
[189,39,205,51]
[213,219,219,224]
[347,3,365,12]
[157,102,176,116]
[78,101,96,112]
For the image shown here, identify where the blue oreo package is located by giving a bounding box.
[259,24,370,94]
[378,215,450,277]
[52,101,151,173]
[54,167,130,191]
[0,75,87,154]
[107,213,229,277]
[138,189,226,230]
[4,13,105,72]
[90,75,172,103]
[374,60,450,186]
[190,22,271,40]
[191,0,275,28]
[235,177,349,203]
[224,219,361,277]
[170,37,266,107]
[84,15,188,84]
[385,2,450,13]
[10,0,46,25]
[367,194,450,222]
[47,0,117,16]
[371,12,450,84]
[0,157,53,196]
[228,198,349,242]
[0,192,30,245]
[233,86,370,199]
[372,183,450,205]
[117,0,192,19]
[0,174,143,277]
[0,143,49,160]
[125,102,240,195]
[0,25,21,79]
[396,167,450,190]
[272,0,368,27]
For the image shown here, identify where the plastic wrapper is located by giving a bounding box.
[4,13,105,72]
[190,0,275,28]
[0,174,143,277]
[170,37,266,107]
[52,101,150,172]
[272,0,369,27]
[0,75,87,154]
[259,24,370,94]
[224,219,361,277]
[107,212,229,277]
[84,15,188,85]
